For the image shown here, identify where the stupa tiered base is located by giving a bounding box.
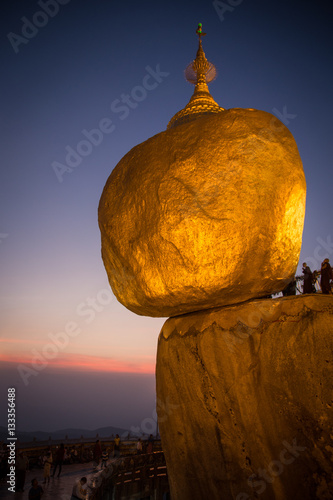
[156,295,333,500]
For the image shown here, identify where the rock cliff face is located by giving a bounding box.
[156,295,333,500]
[98,109,306,317]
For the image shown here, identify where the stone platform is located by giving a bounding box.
[156,294,333,500]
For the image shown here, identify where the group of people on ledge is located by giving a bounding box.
[302,258,333,294]
[282,258,332,296]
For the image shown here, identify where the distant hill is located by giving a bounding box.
[0,425,129,443]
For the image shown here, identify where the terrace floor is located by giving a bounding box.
[0,460,106,500]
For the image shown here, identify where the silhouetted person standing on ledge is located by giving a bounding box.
[321,258,333,294]
[302,263,314,294]
[52,443,65,478]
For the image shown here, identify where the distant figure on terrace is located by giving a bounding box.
[302,263,314,294]
[52,443,65,478]
[70,476,87,500]
[113,434,121,458]
[42,451,52,484]
[147,434,154,454]
[29,478,43,499]
[136,438,143,454]
[93,440,102,470]
[101,448,109,468]
[321,258,333,294]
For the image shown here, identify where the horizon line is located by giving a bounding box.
[0,354,155,375]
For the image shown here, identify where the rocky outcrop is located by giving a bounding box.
[98,109,306,317]
[156,295,333,499]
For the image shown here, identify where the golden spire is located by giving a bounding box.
[167,24,225,129]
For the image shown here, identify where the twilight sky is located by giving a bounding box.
[0,0,332,432]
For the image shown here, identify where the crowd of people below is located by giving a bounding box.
[0,434,157,499]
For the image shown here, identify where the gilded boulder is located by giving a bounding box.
[98,109,306,317]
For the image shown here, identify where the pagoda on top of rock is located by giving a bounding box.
[167,23,224,129]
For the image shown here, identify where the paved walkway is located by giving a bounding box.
[0,461,108,499]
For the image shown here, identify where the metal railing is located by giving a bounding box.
[89,451,170,500]
[0,438,162,478]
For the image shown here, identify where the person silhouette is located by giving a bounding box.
[302,263,313,294]
[70,476,87,500]
[52,443,65,478]
[28,478,43,499]
[320,258,333,294]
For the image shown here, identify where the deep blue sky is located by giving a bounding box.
[0,0,332,432]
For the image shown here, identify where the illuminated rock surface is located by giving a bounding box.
[98,108,306,317]
[98,29,306,317]
[156,295,333,500]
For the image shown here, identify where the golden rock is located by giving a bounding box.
[156,295,333,499]
[98,107,306,317]
[98,29,306,317]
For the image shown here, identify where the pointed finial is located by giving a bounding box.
[184,26,216,88]
[196,23,206,39]
[167,24,224,129]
